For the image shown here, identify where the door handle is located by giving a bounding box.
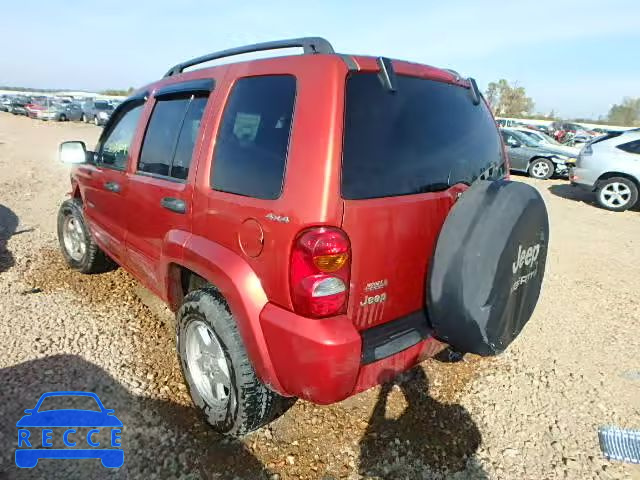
[161,197,186,214]
[104,181,121,193]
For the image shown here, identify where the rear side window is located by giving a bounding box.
[342,73,505,200]
[138,95,208,180]
[617,139,640,154]
[211,75,296,199]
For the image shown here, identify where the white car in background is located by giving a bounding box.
[570,130,640,211]
[513,127,580,156]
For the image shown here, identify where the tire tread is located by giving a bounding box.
[177,288,294,436]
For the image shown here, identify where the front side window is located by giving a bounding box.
[138,95,208,180]
[211,75,296,199]
[98,103,144,169]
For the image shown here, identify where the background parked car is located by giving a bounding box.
[501,127,577,179]
[39,102,84,121]
[8,98,29,116]
[25,98,48,119]
[0,96,12,112]
[512,127,580,156]
[81,100,114,126]
[551,121,596,144]
[570,130,640,211]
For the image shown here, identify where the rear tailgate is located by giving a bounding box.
[340,70,505,331]
[343,188,464,330]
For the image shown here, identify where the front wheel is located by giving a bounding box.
[528,158,554,180]
[81,113,87,122]
[57,198,116,273]
[596,177,638,212]
[177,288,294,436]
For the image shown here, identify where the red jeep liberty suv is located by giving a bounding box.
[57,38,549,436]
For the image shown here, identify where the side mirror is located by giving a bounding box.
[24,409,33,414]
[508,140,521,148]
[59,141,87,164]
[105,409,115,415]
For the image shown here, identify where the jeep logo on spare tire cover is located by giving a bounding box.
[427,180,549,356]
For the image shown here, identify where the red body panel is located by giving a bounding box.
[260,303,361,403]
[68,51,495,404]
[342,185,467,330]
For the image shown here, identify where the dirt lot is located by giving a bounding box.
[0,113,639,480]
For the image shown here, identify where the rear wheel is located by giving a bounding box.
[94,116,99,126]
[81,113,87,122]
[596,177,638,212]
[57,198,116,273]
[59,114,67,122]
[528,158,554,180]
[177,288,294,436]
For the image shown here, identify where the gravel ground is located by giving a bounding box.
[0,113,638,479]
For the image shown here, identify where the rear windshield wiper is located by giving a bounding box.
[410,182,451,194]
[468,78,481,105]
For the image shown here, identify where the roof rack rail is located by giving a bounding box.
[164,37,335,77]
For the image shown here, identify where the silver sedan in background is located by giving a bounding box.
[39,103,84,121]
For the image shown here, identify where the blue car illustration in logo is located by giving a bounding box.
[15,391,123,468]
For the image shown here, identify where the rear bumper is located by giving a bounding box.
[260,303,446,404]
[569,167,597,190]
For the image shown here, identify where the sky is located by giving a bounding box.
[1,0,638,119]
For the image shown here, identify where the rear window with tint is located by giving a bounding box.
[617,139,640,154]
[342,73,505,200]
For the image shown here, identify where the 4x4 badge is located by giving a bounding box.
[265,213,290,223]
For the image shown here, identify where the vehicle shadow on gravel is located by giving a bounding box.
[0,355,270,479]
[0,204,18,273]
[548,183,598,207]
[359,368,487,479]
[549,183,640,212]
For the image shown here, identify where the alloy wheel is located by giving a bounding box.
[600,182,632,209]
[184,319,233,409]
[62,216,87,261]
[531,161,551,179]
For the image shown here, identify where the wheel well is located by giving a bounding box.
[167,264,224,311]
[596,172,639,189]
[71,184,82,200]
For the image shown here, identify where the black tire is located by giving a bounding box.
[177,288,294,436]
[57,198,116,274]
[596,177,639,212]
[81,113,87,123]
[59,114,67,122]
[94,116,99,126]
[528,158,554,180]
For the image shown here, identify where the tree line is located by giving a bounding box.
[484,79,639,126]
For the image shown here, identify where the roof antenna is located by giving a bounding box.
[377,57,397,93]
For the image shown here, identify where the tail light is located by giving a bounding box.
[290,227,350,318]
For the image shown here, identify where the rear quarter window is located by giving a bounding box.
[342,73,505,200]
[211,75,296,200]
[616,139,640,154]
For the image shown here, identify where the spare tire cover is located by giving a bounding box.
[428,180,549,356]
